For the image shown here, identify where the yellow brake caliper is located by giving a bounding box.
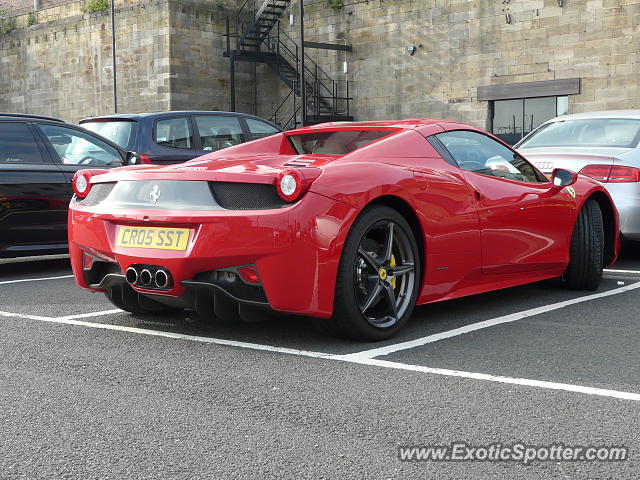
[390,254,397,289]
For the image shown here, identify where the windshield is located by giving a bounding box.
[82,121,138,150]
[288,130,394,155]
[518,118,640,149]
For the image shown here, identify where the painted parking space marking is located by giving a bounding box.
[0,309,120,322]
[343,281,640,361]
[1,311,640,402]
[0,275,74,286]
[604,269,640,275]
[58,309,122,320]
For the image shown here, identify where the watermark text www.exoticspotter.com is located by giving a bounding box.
[398,442,628,464]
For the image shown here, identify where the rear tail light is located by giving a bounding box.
[579,165,611,182]
[139,154,153,164]
[72,169,107,198]
[580,165,640,183]
[275,167,321,202]
[608,166,640,183]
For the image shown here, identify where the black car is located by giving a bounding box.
[80,111,283,165]
[0,113,133,258]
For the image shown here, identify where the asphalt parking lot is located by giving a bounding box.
[1,249,640,478]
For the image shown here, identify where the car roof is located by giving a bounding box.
[79,111,281,123]
[546,110,640,122]
[289,118,470,132]
[0,113,64,122]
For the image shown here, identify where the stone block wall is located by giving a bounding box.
[258,0,640,127]
[168,0,255,114]
[2,0,639,126]
[0,0,251,122]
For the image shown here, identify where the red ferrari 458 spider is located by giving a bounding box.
[68,119,619,340]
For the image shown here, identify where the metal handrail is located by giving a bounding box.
[270,89,294,123]
[233,0,351,123]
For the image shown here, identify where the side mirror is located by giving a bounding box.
[551,168,578,187]
[126,151,140,165]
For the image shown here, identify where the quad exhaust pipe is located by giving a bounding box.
[139,269,153,286]
[125,265,172,289]
[125,267,138,285]
[154,269,169,289]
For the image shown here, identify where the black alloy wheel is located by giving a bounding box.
[320,205,421,341]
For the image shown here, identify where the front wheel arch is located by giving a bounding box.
[585,191,617,266]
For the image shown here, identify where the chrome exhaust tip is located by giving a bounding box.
[139,269,153,286]
[154,269,169,289]
[125,267,138,285]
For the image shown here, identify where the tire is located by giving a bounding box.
[562,198,605,290]
[105,284,180,315]
[318,205,421,341]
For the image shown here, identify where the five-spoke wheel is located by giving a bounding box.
[321,205,420,341]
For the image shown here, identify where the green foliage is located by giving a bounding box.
[82,0,110,14]
[27,11,36,27]
[327,0,343,9]
[0,7,17,34]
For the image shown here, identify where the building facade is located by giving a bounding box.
[1,0,639,143]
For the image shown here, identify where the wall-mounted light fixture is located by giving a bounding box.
[407,45,416,56]
[336,37,349,73]
[557,0,563,6]
[289,13,294,26]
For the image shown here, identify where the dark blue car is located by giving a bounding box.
[80,111,282,165]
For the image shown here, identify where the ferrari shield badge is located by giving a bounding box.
[566,186,576,199]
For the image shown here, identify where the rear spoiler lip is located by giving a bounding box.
[79,117,138,123]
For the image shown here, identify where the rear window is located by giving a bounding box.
[518,118,640,149]
[288,130,394,155]
[82,121,137,151]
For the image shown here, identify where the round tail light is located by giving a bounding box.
[72,169,107,199]
[276,169,303,202]
[73,171,92,198]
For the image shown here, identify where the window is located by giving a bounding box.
[82,120,138,151]
[194,116,244,151]
[492,96,568,145]
[37,124,123,166]
[246,118,280,140]
[288,130,394,155]
[0,123,46,164]
[154,117,193,149]
[517,118,640,149]
[436,130,545,183]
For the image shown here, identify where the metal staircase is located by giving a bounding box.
[225,0,352,128]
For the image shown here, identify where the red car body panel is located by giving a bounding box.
[68,119,620,318]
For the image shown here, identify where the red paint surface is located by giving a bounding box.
[69,119,619,318]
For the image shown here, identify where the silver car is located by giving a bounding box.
[516,110,640,241]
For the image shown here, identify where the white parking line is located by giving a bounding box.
[58,309,122,320]
[0,310,56,322]
[0,275,74,285]
[0,309,120,322]
[1,312,639,402]
[604,269,640,274]
[343,281,640,361]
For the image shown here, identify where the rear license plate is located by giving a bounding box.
[116,226,190,251]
